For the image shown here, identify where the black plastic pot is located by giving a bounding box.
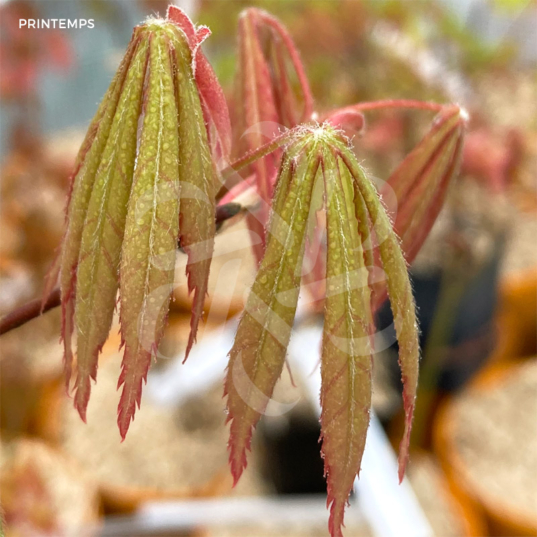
[376,237,505,393]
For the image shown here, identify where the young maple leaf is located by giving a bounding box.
[57,8,226,437]
[380,104,467,267]
[225,134,318,479]
[362,104,466,312]
[167,6,232,167]
[230,8,314,262]
[313,102,467,310]
[224,125,420,537]
[225,10,466,314]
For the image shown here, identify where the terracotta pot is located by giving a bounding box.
[100,468,233,514]
[492,268,537,361]
[172,220,255,320]
[408,449,487,537]
[0,309,64,442]
[0,437,101,535]
[33,375,64,443]
[42,319,234,514]
[434,361,537,536]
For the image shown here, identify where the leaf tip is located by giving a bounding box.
[62,351,72,394]
[228,442,248,487]
[227,418,253,487]
[398,393,415,483]
[328,498,346,537]
[73,396,88,424]
[116,365,138,441]
[183,287,205,363]
[117,402,134,441]
[183,335,195,364]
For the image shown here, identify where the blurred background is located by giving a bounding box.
[0,0,536,536]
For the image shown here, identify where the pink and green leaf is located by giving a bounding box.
[342,151,420,483]
[59,31,141,392]
[225,139,319,483]
[73,35,149,421]
[226,127,421,537]
[55,10,222,437]
[117,28,181,439]
[171,26,217,360]
[320,148,373,537]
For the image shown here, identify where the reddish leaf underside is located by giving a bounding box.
[235,8,281,262]
[232,8,314,263]
[256,9,314,127]
[384,105,466,264]
[369,105,466,311]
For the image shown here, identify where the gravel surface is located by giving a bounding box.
[408,454,466,537]
[0,438,98,535]
[451,360,537,518]
[60,346,267,495]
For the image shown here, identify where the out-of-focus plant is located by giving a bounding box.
[0,0,73,104]
[406,112,524,449]
[0,1,75,299]
[0,6,467,536]
[0,0,73,152]
[226,7,314,262]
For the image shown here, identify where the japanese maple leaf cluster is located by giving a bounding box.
[46,6,466,537]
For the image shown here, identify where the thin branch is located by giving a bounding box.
[0,202,244,336]
[215,201,243,230]
[217,128,298,201]
[343,99,444,113]
[0,288,61,335]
